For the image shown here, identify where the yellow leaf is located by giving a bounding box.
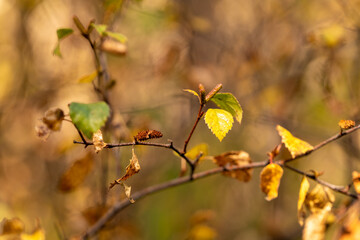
[298,176,310,226]
[110,148,140,188]
[20,229,45,240]
[92,129,107,153]
[352,171,360,194]
[320,24,345,48]
[276,125,314,159]
[204,108,233,142]
[260,163,283,201]
[188,224,217,240]
[57,153,94,192]
[305,184,335,214]
[214,151,253,182]
[186,143,208,160]
[339,120,355,130]
[77,71,97,83]
[184,89,200,102]
[339,201,360,240]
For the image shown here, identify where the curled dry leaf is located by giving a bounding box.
[305,184,335,214]
[339,120,355,130]
[276,125,314,159]
[92,129,107,153]
[121,182,135,203]
[298,176,310,226]
[42,108,65,131]
[134,130,163,141]
[260,163,283,201]
[352,171,360,194]
[109,148,140,189]
[58,153,94,193]
[214,151,253,182]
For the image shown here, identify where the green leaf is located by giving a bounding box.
[69,102,110,139]
[53,43,62,57]
[91,23,108,35]
[204,108,233,141]
[210,93,243,124]
[56,28,74,40]
[105,31,128,43]
[77,71,98,83]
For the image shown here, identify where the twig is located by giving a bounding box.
[283,164,357,199]
[183,103,205,154]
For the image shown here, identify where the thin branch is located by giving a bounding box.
[78,124,360,239]
[80,161,267,239]
[283,164,357,199]
[183,103,205,154]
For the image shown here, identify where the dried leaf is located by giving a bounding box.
[35,124,51,141]
[204,108,233,142]
[121,182,135,203]
[42,108,65,131]
[214,151,253,182]
[339,120,355,130]
[92,129,106,153]
[58,153,94,192]
[110,148,140,188]
[99,39,127,56]
[2,218,24,234]
[134,130,163,141]
[339,201,360,240]
[276,125,314,159]
[298,176,310,226]
[352,171,360,194]
[260,163,284,201]
[305,184,335,214]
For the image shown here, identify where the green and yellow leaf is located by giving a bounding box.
[204,108,233,141]
[276,125,314,159]
[210,93,243,124]
[260,163,283,201]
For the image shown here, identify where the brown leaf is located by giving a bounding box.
[2,218,24,235]
[58,153,94,192]
[110,148,140,189]
[352,171,360,194]
[121,182,135,203]
[298,176,310,226]
[276,125,314,159]
[42,108,65,131]
[214,151,253,182]
[99,39,127,55]
[260,163,283,201]
[92,129,106,153]
[339,120,355,130]
[35,124,51,141]
[134,130,163,141]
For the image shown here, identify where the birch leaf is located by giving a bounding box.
[184,89,200,102]
[276,125,314,158]
[298,176,310,226]
[214,151,253,182]
[260,163,283,201]
[204,108,233,141]
[210,93,243,124]
[121,182,135,203]
[92,129,107,153]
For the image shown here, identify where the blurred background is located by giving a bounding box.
[1,0,360,239]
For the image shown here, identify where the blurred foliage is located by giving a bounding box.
[2,0,360,239]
